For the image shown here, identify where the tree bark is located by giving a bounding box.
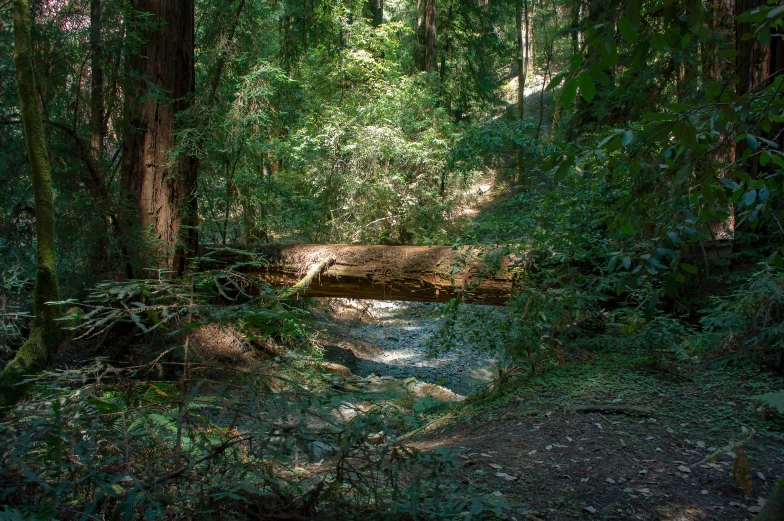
[552,0,580,139]
[414,0,426,70]
[90,0,105,157]
[735,0,772,177]
[516,0,525,121]
[1,0,65,408]
[424,0,437,73]
[367,0,383,27]
[121,0,198,276]
[515,0,529,182]
[202,244,524,305]
[201,244,525,306]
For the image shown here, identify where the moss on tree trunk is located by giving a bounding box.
[1,0,65,409]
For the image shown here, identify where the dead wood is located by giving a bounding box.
[202,244,525,305]
[568,405,653,415]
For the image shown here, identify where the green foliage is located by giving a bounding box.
[701,265,784,363]
[754,391,784,415]
[0,355,511,520]
[0,266,31,353]
[54,250,308,346]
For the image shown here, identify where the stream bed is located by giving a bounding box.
[318,299,504,396]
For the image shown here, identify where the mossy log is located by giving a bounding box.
[202,244,525,305]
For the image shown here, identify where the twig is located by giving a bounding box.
[397,415,456,442]
[691,428,755,468]
[100,435,249,504]
[254,514,325,521]
[568,405,653,416]
[599,413,619,425]
[281,254,336,298]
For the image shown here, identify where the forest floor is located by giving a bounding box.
[46,296,784,520]
[316,299,784,521]
[409,356,784,521]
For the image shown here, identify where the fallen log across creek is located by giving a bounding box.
[201,244,526,305]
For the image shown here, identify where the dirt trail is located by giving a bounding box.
[409,356,784,520]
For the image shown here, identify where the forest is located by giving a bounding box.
[1,0,784,518]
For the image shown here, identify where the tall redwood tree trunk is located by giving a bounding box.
[90,0,105,157]
[424,0,437,72]
[735,0,771,177]
[121,0,198,275]
[367,0,383,27]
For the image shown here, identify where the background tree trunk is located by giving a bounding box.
[90,0,105,157]
[425,0,437,72]
[552,0,580,138]
[414,0,426,70]
[121,0,198,276]
[735,0,771,178]
[515,0,529,182]
[1,0,65,408]
[367,0,383,27]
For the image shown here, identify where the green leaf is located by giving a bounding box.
[753,391,784,414]
[743,189,757,206]
[644,112,675,122]
[542,153,559,170]
[601,36,618,67]
[663,103,691,112]
[608,255,619,272]
[561,78,578,108]
[680,263,698,274]
[716,48,739,58]
[618,17,639,43]
[719,177,740,191]
[650,33,667,51]
[664,274,677,297]
[620,131,633,146]
[770,250,784,268]
[745,134,759,150]
[620,221,634,235]
[578,71,596,103]
[622,256,632,269]
[758,27,772,45]
[554,157,572,182]
[546,72,566,91]
[631,41,650,67]
[589,62,612,84]
[768,5,784,19]
[626,0,641,29]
